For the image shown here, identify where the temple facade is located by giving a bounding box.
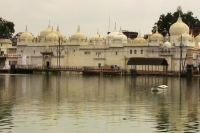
[5,12,200,74]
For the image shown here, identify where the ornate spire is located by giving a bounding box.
[97,28,99,34]
[57,24,60,32]
[25,25,28,32]
[138,29,141,38]
[119,26,124,35]
[48,20,50,28]
[77,25,80,32]
[51,26,53,32]
[177,6,182,17]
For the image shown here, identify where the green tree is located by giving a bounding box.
[0,17,15,39]
[153,11,200,36]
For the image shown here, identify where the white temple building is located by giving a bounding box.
[2,10,200,75]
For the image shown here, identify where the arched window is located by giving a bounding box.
[141,50,143,54]
[134,50,137,54]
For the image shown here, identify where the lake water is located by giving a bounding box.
[0,74,200,133]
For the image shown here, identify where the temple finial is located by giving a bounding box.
[48,20,50,28]
[25,25,27,32]
[177,6,182,17]
[77,25,80,32]
[138,29,141,37]
[57,24,60,32]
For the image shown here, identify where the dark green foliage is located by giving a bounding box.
[153,11,200,36]
[0,17,15,39]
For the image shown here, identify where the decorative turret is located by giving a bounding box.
[133,30,146,44]
[19,25,34,42]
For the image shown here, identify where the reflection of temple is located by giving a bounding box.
[1,74,200,132]
[13,8,200,75]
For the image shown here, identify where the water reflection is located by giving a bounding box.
[0,74,200,132]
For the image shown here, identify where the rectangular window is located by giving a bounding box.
[141,50,143,54]
[116,52,117,55]
[130,50,132,54]
[33,50,35,54]
[134,50,137,54]
[9,61,17,65]
[13,61,17,64]
[84,51,91,55]
[8,48,16,54]
[96,52,101,57]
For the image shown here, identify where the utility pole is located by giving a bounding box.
[57,45,58,68]
[180,35,182,75]
[59,37,60,69]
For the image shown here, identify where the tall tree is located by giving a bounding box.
[153,11,200,36]
[0,17,15,39]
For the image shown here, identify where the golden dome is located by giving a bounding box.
[133,31,146,43]
[46,27,59,42]
[20,26,34,41]
[150,31,163,41]
[91,31,104,41]
[169,17,189,36]
[180,33,191,41]
[71,26,86,40]
[40,21,52,38]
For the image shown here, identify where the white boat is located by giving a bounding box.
[151,85,168,91]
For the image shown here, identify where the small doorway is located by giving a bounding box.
[46,61,50,68]
[98,63,101,68]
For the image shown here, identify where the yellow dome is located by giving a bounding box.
[46,28,59,42]
[150,31,163,41]
[179,32,191,41]
[55,26,66,40]
[91,31,104,41]
[195,33,200,42]
[20,26,34,41]
[71,26,86,40]
[40,21,52,38]
[169,17,189,36]
[133,32,146,43]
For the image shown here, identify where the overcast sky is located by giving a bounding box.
[1,0,200,38]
